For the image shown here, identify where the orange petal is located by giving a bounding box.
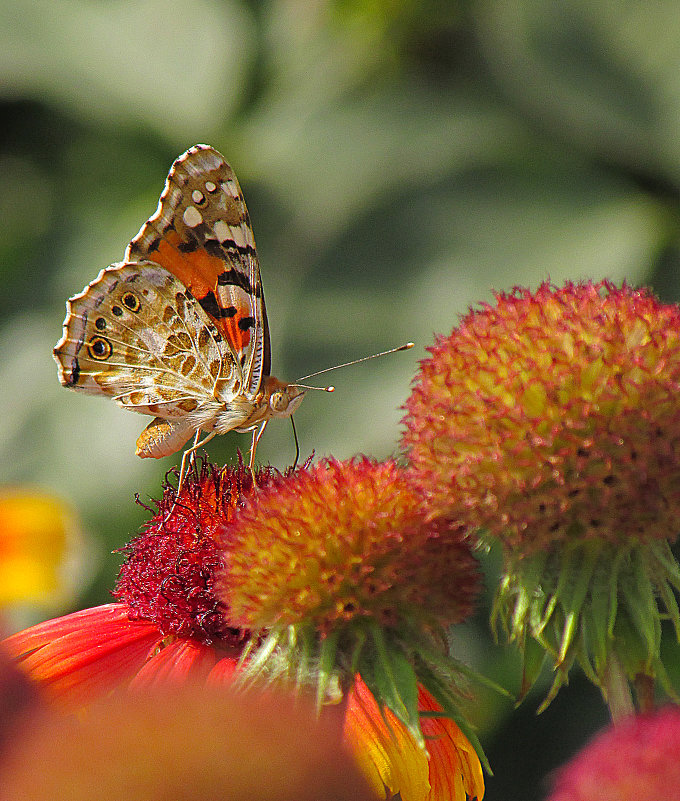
[129,638,218,689]
[419,686,485,801]
[343,676,484,801]
[3,604,161,707]
[344,675,430,801]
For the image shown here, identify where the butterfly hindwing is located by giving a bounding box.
[125,144,270,399]
[54,261,239,418]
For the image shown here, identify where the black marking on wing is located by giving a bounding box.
[198,291,220,318]
[217,268,261,297]
[177,238,199,253]
[67,357,80,386]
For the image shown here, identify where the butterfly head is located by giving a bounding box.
[264,377,307,419]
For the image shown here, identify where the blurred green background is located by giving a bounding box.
[3,0,680,797]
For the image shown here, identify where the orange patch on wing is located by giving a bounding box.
[152,231,224,300]
[222,309,252,355]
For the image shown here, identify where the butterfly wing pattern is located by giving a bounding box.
[54,145,306,473]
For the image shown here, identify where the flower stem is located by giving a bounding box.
[604,652,634,722]
[633,673,656,714]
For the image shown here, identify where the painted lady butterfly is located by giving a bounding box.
[54,145,307,484]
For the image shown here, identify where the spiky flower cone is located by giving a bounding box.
[403,281,680,714]
[217,456,485,758]
[115,459,274,645]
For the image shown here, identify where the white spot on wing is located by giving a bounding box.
[183,205,203,228]
[214,220,231,243]
[230,225,247,249]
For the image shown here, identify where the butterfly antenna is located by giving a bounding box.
[290,383,335,392]
[295,342,414,382]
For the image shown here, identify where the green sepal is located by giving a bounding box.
[316,629,341,713]
[585,557,611,675]
[556,541,601,664]
[367,624,423,748]
[511,551,548,639]
[237,629,281,684]
[517,634,547,704]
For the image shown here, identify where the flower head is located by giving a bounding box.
[219,456,478,634]
[114,460,274,644]
[403,281,680,711]
[217,456,483,756]
[548,706,680,801]
[403,280,680,550]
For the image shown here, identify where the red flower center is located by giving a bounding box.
[113,461,274,645]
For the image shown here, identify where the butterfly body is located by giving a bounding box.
[54,145,304,471]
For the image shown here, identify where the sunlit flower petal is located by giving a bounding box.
[3,603,160,706]
[345,676,484,801]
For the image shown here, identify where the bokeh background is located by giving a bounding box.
[3,1,680,798]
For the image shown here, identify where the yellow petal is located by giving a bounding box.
[344,677,484,801]
[0,490,83,608]
[344,676,430,801]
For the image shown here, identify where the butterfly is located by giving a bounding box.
[54,145,309,486]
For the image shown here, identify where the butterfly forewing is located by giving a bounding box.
[125,145,270,399]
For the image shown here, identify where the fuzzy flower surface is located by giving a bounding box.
[220,456,478,634]
[114,460,270,645]
[403,281,680,710]
[3,462,484,801]
[548,706,680,801]
[404,280,680,550]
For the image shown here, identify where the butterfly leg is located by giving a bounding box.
[249,421,269,485]
[186,429,201,476]
[290,416,300,470]
[177,430,219,496]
